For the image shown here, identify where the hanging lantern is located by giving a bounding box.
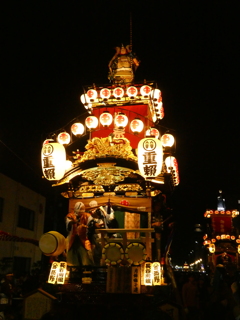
[71,123,84,136]
[100,111,113,127]
[100,88,111,100]
[231,236,235,240]
[57,132,71,145]
[165,156,180,185]
[150,88,161,101]
[130,118,144,133]
[114,113,128,128]
[126,86,138,98]
[80,93,91,105]
[138,137,163,179]
[56,261,68,284]
[145,128,160,139]
[158,106,165,120]
[41,143,66,180]
[85,116,98,130]
[48,261,60,284]
[152,262,161,286]
[113,87,124,99]
[161,134,174,147]
[216,235,221,240]
[209,244,215,253]
[86,89,98,101]
[140,85,152,96]
[143,262,152,286]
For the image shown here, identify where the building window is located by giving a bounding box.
[18,206,35,230]
[0,197,4,222]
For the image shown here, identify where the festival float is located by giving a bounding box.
[203,190,240,273]
[39,43,180,308]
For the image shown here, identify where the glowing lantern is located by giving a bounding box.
[114,113,128,128]
[71,123,84,136]
[41,143,66,181]
[100,88,111,99]
[236,239,240,243]
[150,88,161,101]
[126,86,138,98]
[161,134,174,147]
[145,128,160,139]
[238,245,240,254]
[80,93,91,105]
[86,89,98,101]
[113,87,124,98]
[231,236,235,240]
[130,118,144,133]
[57,132,70,145]
[144,262,152,286]
[165,156,178,173]
[152,262,161,286]
[158,106,165,120]
[56,261,67,284]
[209,244,215,253]
[100,111,113,126]
[48,261,60,284]
[211,239,216,243]
[138,137,163,179]
[216,235,221,240]
[140,85,152,96]
[85,116,98,130]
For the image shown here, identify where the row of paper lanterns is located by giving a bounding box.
[80,86,162,103]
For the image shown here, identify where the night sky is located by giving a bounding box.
[1,2,239,264]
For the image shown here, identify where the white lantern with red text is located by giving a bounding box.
[145,128,160,139]
[41,143,66,180]
[138,138,163,179]
[71,123,84,136]
[113,87,124,99]
[100,112,113,127]
[57,132,71,145]
[165,156,180,185]
[140,85,152,97]
[161,134,175,147]
[130,118,144,133]
[114,113,128,128]
[85,116,98,130]
[86,89,98,101]
[100,88,111,100]
[126,86,138,98]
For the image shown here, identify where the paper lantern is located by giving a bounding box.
[150,88,161,101]
[113,87,124,98]
[114,113,128,128]
[100,88,111,99]
[100,111,113,126]
[85,116,98,129]
[145,128,160,139]
[138,137,163,179]
[161,134,174,147]
[86,89,98,101]
[41,143,66,180]
[126,86,138,97]
[130,118,144,133]
[57,132,70,145]
[238,245,240,254]
[71,123,84,136]
[80,93,91,105]
[140,85,152,96]
[143,262,152,286]
[48,262,60,284]
[152,262,161,286]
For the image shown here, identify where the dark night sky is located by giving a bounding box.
[1,1,239,263]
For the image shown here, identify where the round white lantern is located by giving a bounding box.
[100,112,113,126]
[71,123,84,136]
[114,113,128,128]
[126,86,138,98]
[41,143,66,180]
[86,89,98,101]
[140,85,152,96]
[57,132,71,145]
[145,128,160,139]
[130,118,144,133]
[85,116,98,129]
[150,88,161,101]
[161,134,175,147]
[100,88,111,99]
[113,87,124,99]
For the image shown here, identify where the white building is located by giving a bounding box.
[0,173,45,274]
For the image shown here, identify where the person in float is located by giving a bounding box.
[65,202,99,266]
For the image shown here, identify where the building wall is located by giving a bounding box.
[0,173,45,273]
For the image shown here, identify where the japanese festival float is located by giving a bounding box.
[203,190,240,274]
[39,42,180,306]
